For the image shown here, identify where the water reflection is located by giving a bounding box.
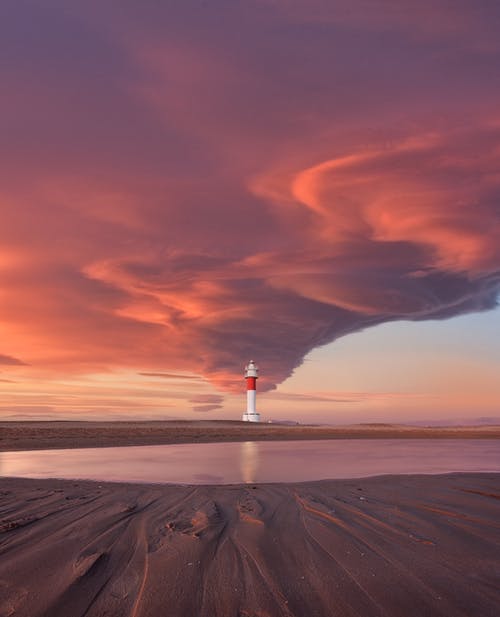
[240,441,260,483]
[1,439,500,484]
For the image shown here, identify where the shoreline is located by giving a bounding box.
[1,472,499,616]
[2,420,500,452]
[1,469,500,489]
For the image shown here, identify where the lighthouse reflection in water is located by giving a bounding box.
[3,440,500,484]
[241,441,260,483]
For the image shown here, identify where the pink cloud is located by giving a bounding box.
[0,1,498,408]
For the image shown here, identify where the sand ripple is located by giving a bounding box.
[0,474,499,616]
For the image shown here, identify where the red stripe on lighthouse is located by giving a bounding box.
[246,377,256,390]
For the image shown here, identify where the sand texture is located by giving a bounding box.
[2,420,500,452]
[0,473,499,616]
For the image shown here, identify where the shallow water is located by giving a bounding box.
[1,439,499,484]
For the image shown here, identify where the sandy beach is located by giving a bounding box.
[1,424,499,615]
[0,473,499,617]
[2,420,500,452]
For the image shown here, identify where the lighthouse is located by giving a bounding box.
[242,360,260,422]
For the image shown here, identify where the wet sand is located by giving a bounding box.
[1,473,499,617]
[2,420,500,452]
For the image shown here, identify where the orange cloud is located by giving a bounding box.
[0,0,499,413]
[252,126,500,318]
[1,127,498,394]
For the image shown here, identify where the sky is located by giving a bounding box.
[0,0,499,423]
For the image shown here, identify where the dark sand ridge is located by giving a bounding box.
[1,420,500,452]
[0,474,499,617]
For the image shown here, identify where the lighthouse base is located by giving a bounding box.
[242,412,260,422]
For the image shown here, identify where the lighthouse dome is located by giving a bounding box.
[245,360,258,377]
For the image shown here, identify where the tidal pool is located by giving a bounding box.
[1,439,499,484]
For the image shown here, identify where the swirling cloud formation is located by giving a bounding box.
[0,1,498,395]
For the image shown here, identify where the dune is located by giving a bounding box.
[0,473,499,616]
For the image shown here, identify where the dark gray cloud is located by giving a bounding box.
[0,354,25,366]
[139,372,203,381]
[0,1,498,395]
[192,404,224,413]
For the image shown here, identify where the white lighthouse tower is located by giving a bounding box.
[242,360,260,422]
